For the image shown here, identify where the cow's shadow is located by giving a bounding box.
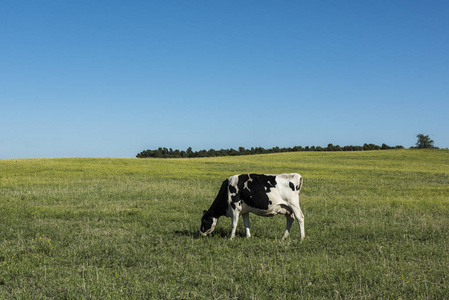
[173,229,199,238]
[174,227,245,239]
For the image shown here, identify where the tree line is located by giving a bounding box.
[136,143,405,158]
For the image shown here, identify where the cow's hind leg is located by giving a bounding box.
[291,206,305,240]
[282,214,294,240]
[242,213,251,238]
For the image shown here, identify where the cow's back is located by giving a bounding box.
[228,173,301,211]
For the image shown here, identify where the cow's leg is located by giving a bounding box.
[229,209,240,239]
[291,205,305,240]
[242,213,251,238]
[282,214,294,240]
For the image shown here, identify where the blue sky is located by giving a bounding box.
[1,1,448,158]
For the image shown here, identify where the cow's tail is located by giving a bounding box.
[298,175,303,193]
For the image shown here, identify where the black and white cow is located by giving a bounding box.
[200,173,305,240]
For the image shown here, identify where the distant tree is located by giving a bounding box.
[238,147,248,155]
[381,143,389,150]
[257,147,266,154]
[416,134,434,149]
[208,149,216,157]
[229,148,239,156]
[197,150,208,157]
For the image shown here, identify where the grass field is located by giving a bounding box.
[1,150,448,299]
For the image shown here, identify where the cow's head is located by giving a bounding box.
[200,210,218,236]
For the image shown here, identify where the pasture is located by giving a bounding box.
[1,150,448,299]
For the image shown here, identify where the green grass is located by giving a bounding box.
[1,150,448,299]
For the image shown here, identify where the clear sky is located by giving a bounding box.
[1,1,448,158]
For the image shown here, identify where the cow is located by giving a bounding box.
[200,173,305,240]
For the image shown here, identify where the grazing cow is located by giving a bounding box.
[200,173,305,240]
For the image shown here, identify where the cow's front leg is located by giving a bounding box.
[229,209,240,240]
[242,213,251,238]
